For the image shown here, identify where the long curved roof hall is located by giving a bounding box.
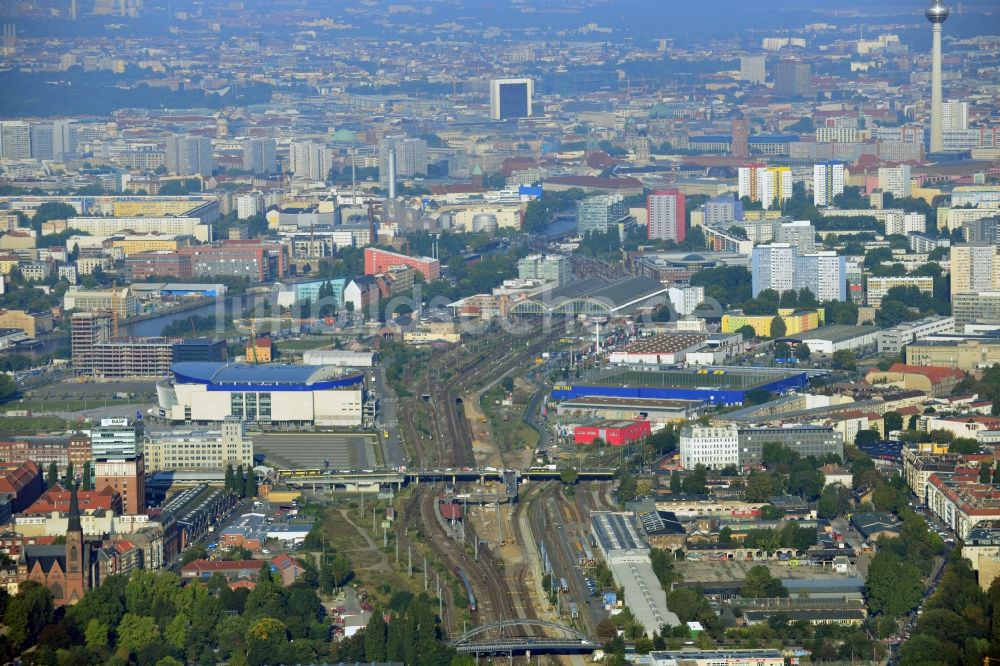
[509,276,668,316]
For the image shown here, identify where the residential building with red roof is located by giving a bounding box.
[23,485,123,517]
[926,464,1000,540]
[865,363,966,397]
[0,461,43,513]
[180,559,262,581]
[269,553,307,586]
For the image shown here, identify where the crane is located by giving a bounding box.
[247,320,259,364]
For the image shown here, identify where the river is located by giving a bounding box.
[17,293,267,358]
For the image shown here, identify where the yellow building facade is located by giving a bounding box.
[112,235,192,256]
[721,308,825,338]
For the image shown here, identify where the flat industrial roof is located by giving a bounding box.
[610,557,680,632]
[615,334,709,355]
[789,324,879,343]
[591,511,646,552]
[560,396,703,409]
[585,366,802,390]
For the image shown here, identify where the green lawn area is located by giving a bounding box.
[275,337,340,352]
[1,398,144,413]
[0,416,78,434]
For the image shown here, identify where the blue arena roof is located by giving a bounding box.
[171,362,363,391]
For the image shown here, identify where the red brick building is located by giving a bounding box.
[23,485,123,517]
[126,250,194,280]
[364,247,440,281]
[17,487,92,606]
[0,461,43,513]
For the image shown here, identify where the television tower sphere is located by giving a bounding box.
[926,0,949,23]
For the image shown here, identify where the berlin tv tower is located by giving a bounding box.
[926,0,950,153]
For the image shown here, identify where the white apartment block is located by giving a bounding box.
[680,425,740,470]
[877,165,912,198]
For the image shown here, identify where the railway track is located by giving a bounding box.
[395,486,459,634]
[529,482,605,634]
[397,485,520,632]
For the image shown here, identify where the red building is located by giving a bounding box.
[94,457,145,516]
[182,241,287,281]
[364,247,440,281]
[574,420,652,446]
[438,501,462,522]
[0,461,43,513]
[23,484,123,517]
[17,486,92,606]
[126,251,194,280]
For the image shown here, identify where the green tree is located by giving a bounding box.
[84,617,109,651]
[866,550,923,617]
[899,635,953,666]
[364,612,387,661]
[0,374,16,400]
[330,554,353,588]
[831,349,857,371]
[559,467,579,485]
[117,613,160,653]
[680,465,708,495]
[769,315,786,339]
[743,471,776,503]
[617,469,638,503]
[235,464,245,498]
[817,484,852,519]
[46,461,59,488]
[883,411,903,432]
[741,565,787,598]
[736,324,756,341]
[825,300,859,325]
[243,469,257,498]
[81,463,91,491]
[3,596,29,647]
[979,462,991,484]
[773,341,791,360]
[666,587,708,622]
[794,343,811,362]
[30,202,77,234]
[854,429,881,446]
[63,462,74,488]
[225,464,235,492]
[165,613,189,649]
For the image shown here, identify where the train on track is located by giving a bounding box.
[457,567,477,612]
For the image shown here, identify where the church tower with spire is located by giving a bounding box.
[64,483,87,604]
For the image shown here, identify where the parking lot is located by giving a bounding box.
[253,432,380,470]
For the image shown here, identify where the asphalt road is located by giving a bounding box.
[372,365,406,469]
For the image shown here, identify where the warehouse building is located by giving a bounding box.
[590,511,680,636]
[156,362,365,427]
[785,324,879,355]
[556,396,704,423]
[574,420,651,446]
[508,276,669,317]
[552,367,808,406]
